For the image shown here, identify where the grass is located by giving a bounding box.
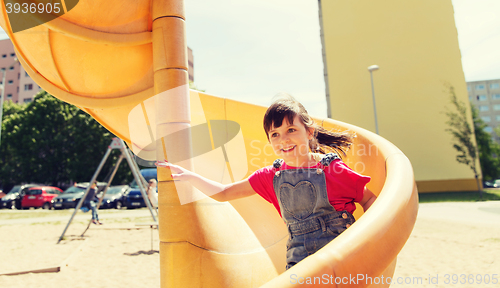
[419,189,500,203]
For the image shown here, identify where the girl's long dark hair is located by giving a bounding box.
[263,94,354,157]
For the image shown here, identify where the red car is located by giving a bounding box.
[21,186,62,209]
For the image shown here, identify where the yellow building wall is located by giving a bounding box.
[319,0,480,192]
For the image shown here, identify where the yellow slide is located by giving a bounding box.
[0,1,418,287]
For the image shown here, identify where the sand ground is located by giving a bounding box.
[0,202,499,288]
[0,209,160,288]
[391,201,500,288]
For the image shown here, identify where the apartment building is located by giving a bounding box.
[0,38,40,104]
[467,78,500,141]
[318,0,477,192]
[188,47,194,82]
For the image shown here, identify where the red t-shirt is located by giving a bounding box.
[248,158,370,217]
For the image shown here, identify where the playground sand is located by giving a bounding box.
[0,221,160,288]
[0,202,498,288]
[392,201,500,288]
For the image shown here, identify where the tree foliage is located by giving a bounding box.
[0,91,132,190]
[189,81,205,92]
[473,107,500,181]
[444,85,481,192]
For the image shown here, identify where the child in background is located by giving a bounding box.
[147,179,158,210]
[156,94,376,270]
[83,182,102,225]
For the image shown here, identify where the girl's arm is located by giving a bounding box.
[156,161,256,202]
[359,187,377,212]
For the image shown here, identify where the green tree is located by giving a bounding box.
[0,91,131,189]
[473,107,500,181]
[0,99,24,187]
[444,86,481,196]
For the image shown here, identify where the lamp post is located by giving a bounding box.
[368,64,380,134]
[0,58,18,147]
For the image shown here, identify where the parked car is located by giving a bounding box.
[124,169,157,209]
[98,185,130,209]
[0,184,40,209]
[21,186,62,209]
[483,181,496,188]
[51,182,107,209]
[483,179,500,188]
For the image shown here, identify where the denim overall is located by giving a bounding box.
[273,153,356,270]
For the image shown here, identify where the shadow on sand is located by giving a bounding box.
[124,250,159,256]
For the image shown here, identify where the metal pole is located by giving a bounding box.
[130,151,149,188]
[96,153,125,209]
[0,70,7,148]
[120,140,157,222]
[370,70,380,135]
[57,146,113,243]
[81,153,125,237]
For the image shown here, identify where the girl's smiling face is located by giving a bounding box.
[268,115,315,167]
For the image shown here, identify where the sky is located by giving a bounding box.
[1,0,499,118]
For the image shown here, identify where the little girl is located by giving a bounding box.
[156,95,376,270]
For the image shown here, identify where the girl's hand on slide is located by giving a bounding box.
[155,160,191,180]
[155,160,169,168]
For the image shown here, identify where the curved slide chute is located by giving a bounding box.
[0,1,418,286]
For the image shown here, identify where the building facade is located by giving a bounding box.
[188,47,194,82]
[318,0,478,192]
[0,38,40,104]
[467,79,500,141]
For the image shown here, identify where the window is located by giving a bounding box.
[1,68,5,71]
[469,96,473,101]
[24,84,33,91]
[493,94,500,100]
[480,105,490,111]
[9,66,14,70]
[25,72,28,77]
[7,80,13,84]
[17,86,19,93]
[491,83,500,89]
[476,84,485,90]
[26,189,42,195]
[10,53,15,57]
[1,54,6,58]
[477,95,487,101]
[482,116,491,122]
[23,98,32,103]
[496,115,500,122]
[467,86,471,91]
[484,127,493,133]
[7,94,12,98]
[494,104,500,111]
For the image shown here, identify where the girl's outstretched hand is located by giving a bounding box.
[155,160,192,181]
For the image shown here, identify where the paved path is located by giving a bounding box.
[417,201,500,226]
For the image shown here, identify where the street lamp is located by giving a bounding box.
[0,58,19,148]
[368,64,380,135]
